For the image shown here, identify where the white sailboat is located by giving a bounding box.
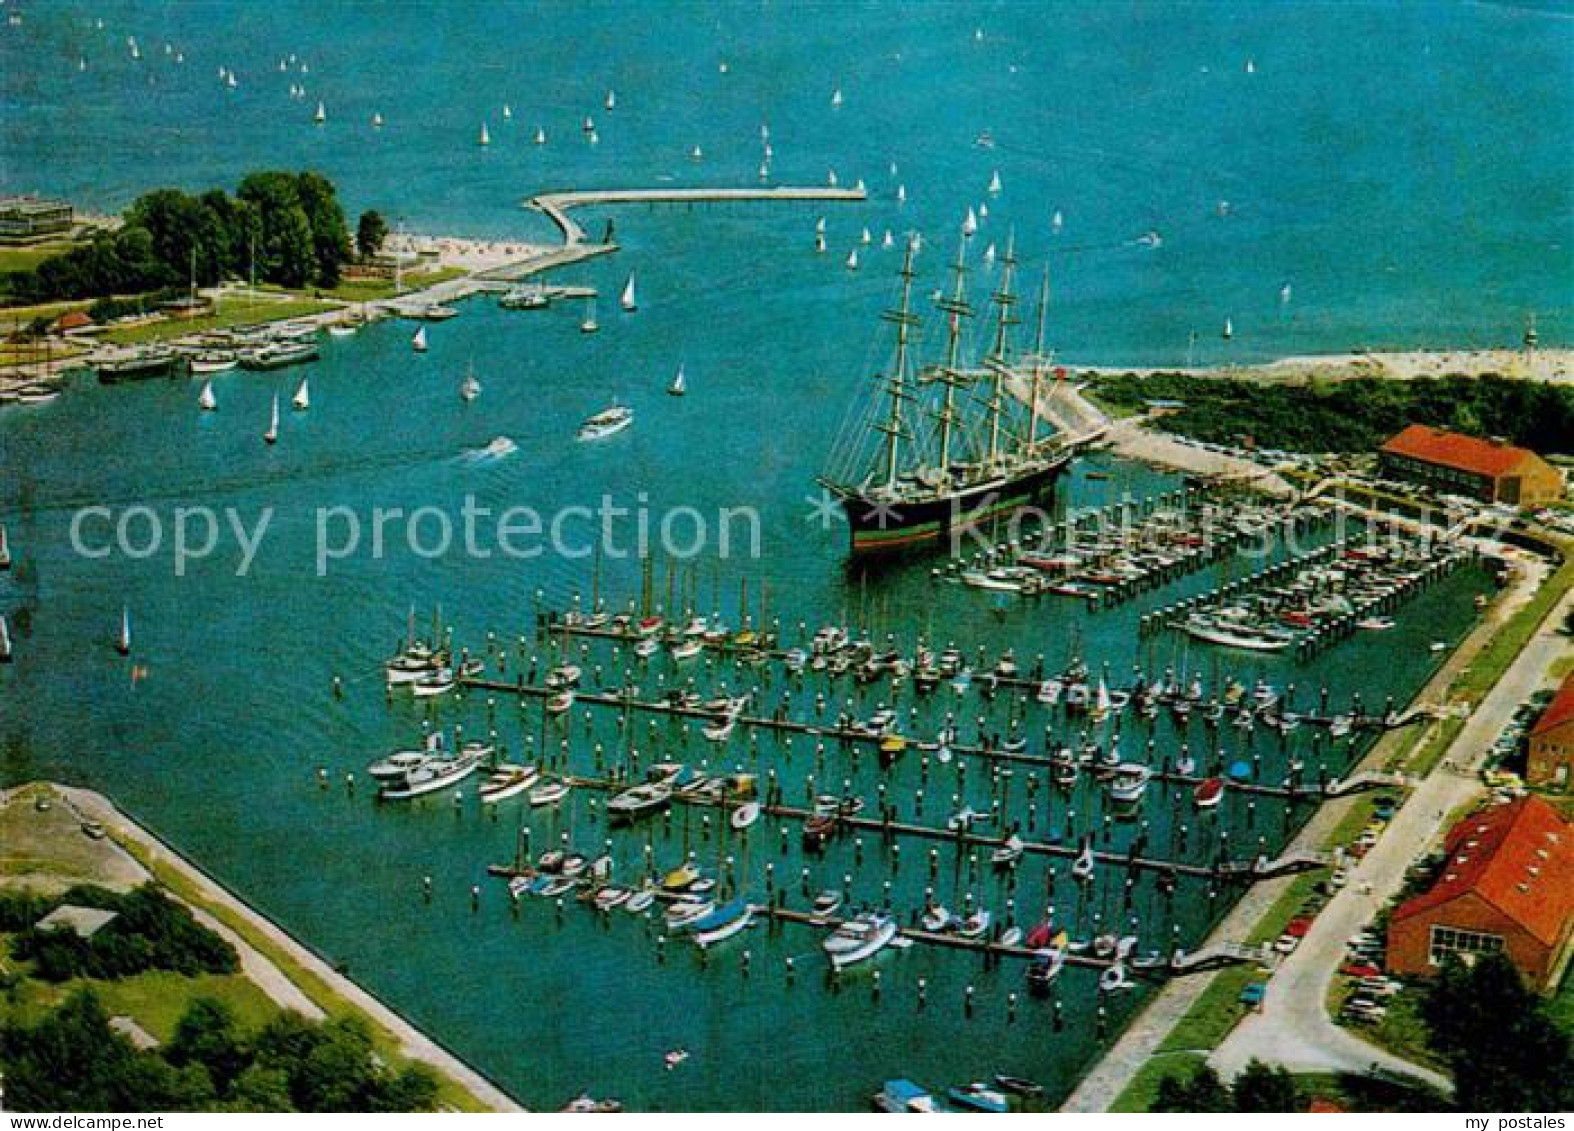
[502,103,513,120]
[830,87,843,108]
[412,325,429,352]
[372,111,384,128]
[582,115,595,133]
[263,394,280,444]
[580,297,599,334]
[0,523,10,569]
[668,364,686,397]
[1052,209,1064,233]
[979,201,989,219]
[0,613,11,663]
[881,230,894,249]
[198,381,217,412]
[620,274,637,312]
[988,169,1002,195]
[1222,317,1234,340]
[460,364,482,402]
[534,126,546,145]
[115,607,132,656]
[983,241,997,266]
[478,121,490,146]
[314,99,326,124]
[605,89,616,110]
[815,233,826,253]
[897,183,907,204]
[860,227,872,245]
[292,377,310,411]
[845,248,859,271]
[690,144,703,160]
[1279,282,1293,304]
[962,207,979,237]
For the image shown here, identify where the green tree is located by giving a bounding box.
[225,1064,296,1112]
[1151,1063,1232,1112]
[167,998,249,1094]
[1423,954,1574,1110]
[296,171,351,286]
[1231,1058,1300,1112]
[356,209,388,260]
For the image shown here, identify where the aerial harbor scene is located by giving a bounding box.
[2,0,1573,1117]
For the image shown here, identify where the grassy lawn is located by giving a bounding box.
[99,297,339,346]
[115,835,491,1111]
[1110,1052,1207,1112]
[320,267,465,303]
[3,967,278,1044]
[0,242,78,274]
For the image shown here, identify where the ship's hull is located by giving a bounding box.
[836,453,1071,554]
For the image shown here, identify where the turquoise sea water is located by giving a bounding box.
[0,0,1563,1112]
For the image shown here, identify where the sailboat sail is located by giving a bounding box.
[198,381,216,411]
[668,364,686,396]
[292,378,310,411]
[116,607,132,655]
[264,394,280,444]
[620,275,637,312]
[412,325,428,352]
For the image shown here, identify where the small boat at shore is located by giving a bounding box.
[873,1079,943,1114]
[948,1083,1009,1114]
[528,778,570,806]
[190,351,238,374]
[242,341,318,371]
[1183,614,1292,652]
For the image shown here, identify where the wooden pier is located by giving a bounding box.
[527,185,868,247]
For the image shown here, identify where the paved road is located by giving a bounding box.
[1211,578,1574,1088]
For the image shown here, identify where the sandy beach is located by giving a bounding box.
[1068,346,1574,385]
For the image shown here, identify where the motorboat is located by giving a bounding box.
[729,801,761,830]
[607,779,673,822]
[690,898,753,947]
[624,889,656,914]
[577,403,633,441]
[810,890,843,921]
[478,763,540,803]
[921,904,954,933]
[366,733,446,781]
[528,778,570,806]
[379,746,482,800]
[1193,776,1225,809]
[1108,764,1152,804]
[948,1083,1009,1114]
[873,1080,944,1114]
[664,898,715,931]
[958,910,992,939]
[991,834,1024,868]
[823,911,899,969]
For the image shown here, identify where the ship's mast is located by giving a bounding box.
[1028,261,1051,453]
[933,234,973,475]
[984,233,1019,470]
[875,241,920,490]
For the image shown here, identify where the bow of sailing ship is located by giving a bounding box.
[818,234,1076,554]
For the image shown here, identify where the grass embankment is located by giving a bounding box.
[113,836,491,1112]
[99,297,339,346]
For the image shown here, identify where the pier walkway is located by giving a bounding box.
[474,184,868,284]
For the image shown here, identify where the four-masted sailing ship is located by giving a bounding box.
[819,233,1074,554]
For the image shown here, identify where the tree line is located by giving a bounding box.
[1091,373,1574,457]
[0,990,440,1112]
[3,884,237,982]
[1,171,377,304]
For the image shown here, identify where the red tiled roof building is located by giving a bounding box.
[1386,797,1574,992]
[1378,424,1564,506]
[1529,672,1574,792]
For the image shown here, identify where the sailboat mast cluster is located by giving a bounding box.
[820,234,1075,554]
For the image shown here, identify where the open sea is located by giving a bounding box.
[0,0,1568,1111]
